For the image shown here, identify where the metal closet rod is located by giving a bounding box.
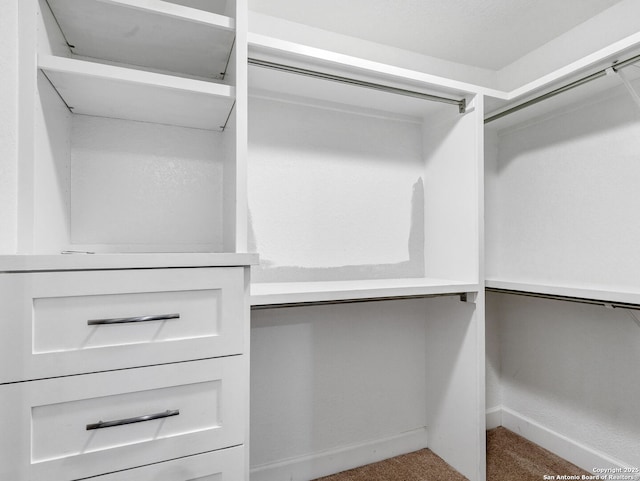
[485,52,640,124]
[248,58,467,113]
[251,291,468,310]
[486,287,640,311]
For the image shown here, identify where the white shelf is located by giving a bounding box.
[0,253,258,272]
[486,46,640,131]
[251,278,479,307]
[39,55,235,130]
[249,33,503,99]
[486,279,640,307]
[46,0,235,79]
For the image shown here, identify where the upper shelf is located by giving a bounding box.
[46,0,235,80]
[39,55,235,130]
[248,33,475,121]
[485,46,640,131]
[249,62,458,121]
[251,278,479,307]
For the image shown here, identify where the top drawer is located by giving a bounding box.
[0,267,246,383]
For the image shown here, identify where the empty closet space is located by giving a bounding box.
[22,0,241,254]
[251,295,482,481]
[246,52,482,298]
[485,57,640,471]
[246,40,485,481]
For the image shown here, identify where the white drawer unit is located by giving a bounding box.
[91,446,244,480]
[0,267,244,383]
[0,254,255,480]
[0,356,245,481]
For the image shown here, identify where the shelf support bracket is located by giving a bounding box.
[460,292,477,304]
[624,309,640,329]
[609,67,640,112]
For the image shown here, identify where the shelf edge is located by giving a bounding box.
[102,0,235,30]
[38,55,235,98]
[485,279,640,307]
[251,280,480,306]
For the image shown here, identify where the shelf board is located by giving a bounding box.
[485,279,640,307]
[46,0,235,79]
[39,55,235,130]
[0,253,258,272]
[251,278,479,307]
[249,33,503,99]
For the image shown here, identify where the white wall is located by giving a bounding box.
[491,293,640,468]
[0,0,18,253]
[70,115,225,251]
[248,95,426,282]
[250,295,482,481]
[487,82,640,290]
[485,79,640,468]
[250,299,429,473]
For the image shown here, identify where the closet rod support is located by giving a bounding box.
[625,310,640,329]
[460,292,477,304]
[610,67,640,111]
[248,58,467,113]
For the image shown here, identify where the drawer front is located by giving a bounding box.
[0,357,246,481]
[92,446,244,481]
[0,267,246,383]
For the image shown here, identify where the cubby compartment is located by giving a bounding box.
[247,49,483,305]
[43,0,236,80]
[485,54,640,296]
[19,0,245,254]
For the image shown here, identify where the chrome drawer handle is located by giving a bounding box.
[87,313,180,326]
[86,409,180,430]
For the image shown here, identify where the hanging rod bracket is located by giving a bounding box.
[625,309,640,329]
[460,292,477,304]
[611,68,640,112]
[459,98,467,114]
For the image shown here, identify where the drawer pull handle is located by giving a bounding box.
[86,409,180,430]
[87,313,180,326]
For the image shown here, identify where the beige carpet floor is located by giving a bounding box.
[313,427,591,481]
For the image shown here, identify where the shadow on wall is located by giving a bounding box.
[248,177,426,283]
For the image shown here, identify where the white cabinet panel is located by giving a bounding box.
[93,446,244,480]
[0,267,244,383]
[0,357,245,480]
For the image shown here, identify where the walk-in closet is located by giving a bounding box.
[1,1,639,480]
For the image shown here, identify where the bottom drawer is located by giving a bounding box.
[93,445,244,480]
[0,356,245,480]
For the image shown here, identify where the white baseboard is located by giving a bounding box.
[485,406,502,430]
[493,406,635,476]
[250,428,428,481]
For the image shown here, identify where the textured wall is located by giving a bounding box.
[0,0,18,253]
[70,116,225,250]
[488,83,640,290]
[250,299,429,467]
[497,294,640,467]
[248,96,425,282]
